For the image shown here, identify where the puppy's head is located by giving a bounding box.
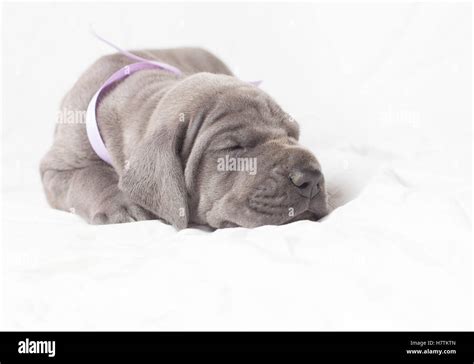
[120,73,328,229]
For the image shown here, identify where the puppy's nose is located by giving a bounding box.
[289,168,323,199]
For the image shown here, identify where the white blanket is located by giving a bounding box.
[2,3,471,330]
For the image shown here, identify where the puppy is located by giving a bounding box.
[40,48,328,229]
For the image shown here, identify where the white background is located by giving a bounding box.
[1,2,472,329]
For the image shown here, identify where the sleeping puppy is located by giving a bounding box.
[40,48,328,229]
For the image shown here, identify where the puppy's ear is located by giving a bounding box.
[118,128,188,230]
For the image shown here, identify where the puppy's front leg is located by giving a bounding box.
[42,163,155,224]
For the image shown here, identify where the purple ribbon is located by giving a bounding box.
[86,30,261,165]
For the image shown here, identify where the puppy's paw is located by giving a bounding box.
[91,195,154,225]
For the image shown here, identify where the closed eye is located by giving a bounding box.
[225,144,245,152]
[217,139,246,152]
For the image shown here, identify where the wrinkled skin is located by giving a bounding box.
[40,48,328,229]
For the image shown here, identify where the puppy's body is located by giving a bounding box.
[42,48,232,174]
[41,48,328,229]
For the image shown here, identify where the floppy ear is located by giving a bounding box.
[118,127,189,230]
[117,72,231,229]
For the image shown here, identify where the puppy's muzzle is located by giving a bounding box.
[289,168,323,199]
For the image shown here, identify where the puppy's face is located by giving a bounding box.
[179,74,329,228]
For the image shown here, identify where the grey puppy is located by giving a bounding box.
[40,48,328,229]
